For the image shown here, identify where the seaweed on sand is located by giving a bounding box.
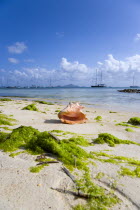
[94,116,102,122]
[0,113,16,126]
[22,104,39,111]
[0,98,12,101]
[128,117,140,125]
[0,126,39,152]
[0,126,120,209]
[93,133,140,147]
[34,100,54,105]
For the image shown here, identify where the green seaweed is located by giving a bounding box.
[0,126,12,131]
[51,130,63,133]
[116,122,139,128]
[27,131,91,171]
[55,109,60,113]
[95,172,105,179]
[128,117,140,125]
[0,126,39,152]
[0,131,8,143]
[22,104,39,111]
[0,126,120,209]
[119,167,140,178]
[0,98,12,101]
[34,100,54,105]
[30,165,46,173]
[125,128,134,132]
[9,151,25,157]
[93,133,140,147]
[74,170,119,210]
[109,111,117,113]
[94,116,102,122]
[0,113,16,126]
[91,151,140,166]
[63,136,90,147]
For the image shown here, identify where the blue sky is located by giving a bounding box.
[0,0,140,87]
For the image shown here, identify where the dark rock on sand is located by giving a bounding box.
[118,89,140,93]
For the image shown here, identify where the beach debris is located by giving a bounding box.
[51,187,90,199]
[62,167,76,183]
[58,102,87,124]
[36,153,57,161]
[36,161,59,165]
[48,132,60,142]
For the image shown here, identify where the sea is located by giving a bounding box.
[0,87,140,113]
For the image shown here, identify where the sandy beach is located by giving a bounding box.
[0,98,140,210]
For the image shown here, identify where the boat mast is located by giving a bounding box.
[101,69,102,84]
[133,75,135,86]
[95,69,98,85]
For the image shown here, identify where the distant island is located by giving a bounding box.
[55,84,82,88]
[0,84,86,89]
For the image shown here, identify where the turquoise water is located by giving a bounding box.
[0,87,140,113]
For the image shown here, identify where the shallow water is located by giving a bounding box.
[0,87,140,113]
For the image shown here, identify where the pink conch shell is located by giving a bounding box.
[58,102,87,124]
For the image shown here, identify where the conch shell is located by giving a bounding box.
[58,102,87,124]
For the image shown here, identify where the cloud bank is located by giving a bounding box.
[1,55,140,87]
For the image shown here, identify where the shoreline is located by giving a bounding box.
[0,99,140,210]
[0,95,140,114]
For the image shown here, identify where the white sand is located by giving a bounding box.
[0,99,140,210]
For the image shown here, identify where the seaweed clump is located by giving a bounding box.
[125,128,134,132]
[30,165,45,173]
[27,131,91,170]
[91,151,140,166]
[74,171,119,210]
[0,98,12,101]
[94,116,102,122]
[119,166,140,178]
[115,122,139,128]
[34,100,54,105]
[0,125,120,209]
[93,133,140,147]
[0,126,39,152]
[22,104,39,111]
[128,117,140,125]
[0,113,16,126]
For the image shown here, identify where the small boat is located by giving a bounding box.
[130,86,140,88]
[91,84,106,88]
[91,69,106,88]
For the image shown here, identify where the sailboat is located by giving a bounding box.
[91,69,106,88]
[130,75,139,88]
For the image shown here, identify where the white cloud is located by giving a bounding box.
[61,58,89,73]
[99,54,140,72]
[135,33,140,41]
[8,58,19,64]
[8,42,27,54]
[96,54,140,86]
[14,70,27,77]
[1,55,140,87]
